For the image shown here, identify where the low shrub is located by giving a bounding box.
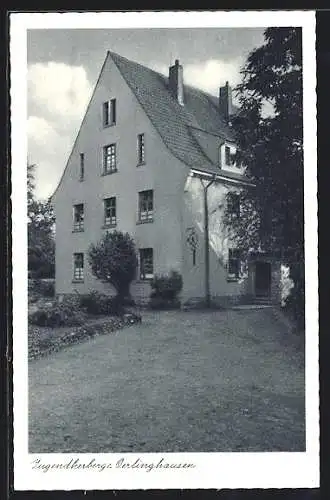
[150,270,183,300]
[149,296,181,310]
[29,303,86,327]
[61,293,81,310]
[149,270,182,309]
[78,291,124,316]
[30,279,55,298]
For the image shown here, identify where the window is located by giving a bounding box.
[103,144,117,174]
[139,248,153,280]
[138,190,153,223]
[137,133,145,164]
[228,249,241,280]
[79,153,85,180]
[227,192,240,217]
[73,203,84,231]
[73,253,84,281]
[103,99,116,127]
[225,145,232,166]
[104,197,116,226]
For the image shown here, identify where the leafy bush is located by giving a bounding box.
[283,260,305,330]
[88,231,138,300]
[79,291,124,316]
[30,279,55,297]
[61,293,81,310]
[29,303,86,327]
[149,270,182,310]
[150,271,183,300]
[149,297,181,310]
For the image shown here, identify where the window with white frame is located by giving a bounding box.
[104,197,116,226]
[73,203,84,231]
[138,190,153,223]
[103,98,116,127]
[228,248,241,280]
[139,248,153,280]
[137,133,145,164]
[103,144,117,174]
[73,253,84,281]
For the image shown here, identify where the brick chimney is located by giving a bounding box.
[219,81,233,122]
[169,59,184,105]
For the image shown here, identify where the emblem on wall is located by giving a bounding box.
[186,227,198,250]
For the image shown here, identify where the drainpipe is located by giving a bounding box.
[201,176,216,308]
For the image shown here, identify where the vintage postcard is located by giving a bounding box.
[10,10,318,490]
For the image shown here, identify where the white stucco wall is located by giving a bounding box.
[53,53,188,297]
[181,174,249,302]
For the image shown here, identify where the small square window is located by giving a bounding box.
[139,248,153,280]
[73,203,84,231]
[137,133,145,164]
[73,253,84,281]
[138,190,153,223]
[228,248,241,279]
[103,144,117,174]
[104,197,117,226]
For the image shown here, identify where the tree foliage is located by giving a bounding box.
[28,164,56,278]
[225,28,304,322]
[88,231,138,300]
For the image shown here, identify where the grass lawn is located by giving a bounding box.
[29,308,305,452]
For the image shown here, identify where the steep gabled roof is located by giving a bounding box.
[109,51,247,182]
[52,52,249,202]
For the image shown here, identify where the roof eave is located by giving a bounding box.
[189,167,255,187]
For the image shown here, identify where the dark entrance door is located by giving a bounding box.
[255,261,271,297]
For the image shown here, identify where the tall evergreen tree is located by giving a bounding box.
[225,28,304,324]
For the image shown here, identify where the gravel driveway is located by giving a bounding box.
[29,308,305,452]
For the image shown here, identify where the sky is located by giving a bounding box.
[27,27,266,199]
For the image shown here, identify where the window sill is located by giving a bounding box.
[136,162,146,167]
[102,169,118,176]
[136,219,153,225]
[136,278,154,283]
[102,224,117,229]
[103,123,116,128]
[79,178,84,182]
[227,277,239,283]
[72,228,84,233]
[72,279,84,284]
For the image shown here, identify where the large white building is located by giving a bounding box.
[52,51,281,306]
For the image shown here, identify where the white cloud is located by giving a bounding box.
[184,59,242,96]
[28,115,72,200]
[27,62,93,200]
[151,58,242,97]
[28,116,60,146]
[150,62,168,76]
[28,62,92,121]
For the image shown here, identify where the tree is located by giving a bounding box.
[225,28,304,324]
[27,164,56,278]
[88,231,138,301]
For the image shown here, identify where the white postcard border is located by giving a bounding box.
[11,10,319,490]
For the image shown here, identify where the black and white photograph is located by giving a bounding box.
[11,11,318,490]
